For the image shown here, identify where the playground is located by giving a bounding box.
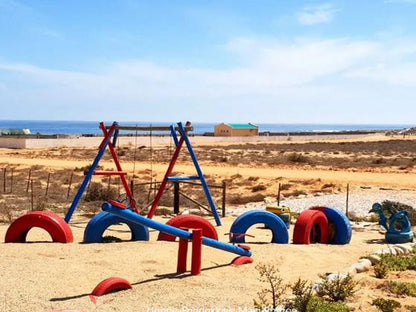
[0,213,406,312]
[1,124,416,311]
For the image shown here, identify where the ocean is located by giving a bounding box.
[0,120,412,135]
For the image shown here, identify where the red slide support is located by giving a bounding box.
[5,211,73,243]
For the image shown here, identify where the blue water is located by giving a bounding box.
[0,120,412,135]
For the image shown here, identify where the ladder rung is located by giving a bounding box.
[84,170,127,176]
[167,176,200,181]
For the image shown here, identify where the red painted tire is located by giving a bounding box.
[157,215,218,241]
[231,256,254,265]
[91,277,132,296]
[293,210,329,244]
[5,211,73,243]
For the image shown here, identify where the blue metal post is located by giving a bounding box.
[103,202,251,257]
[177,122,222,226]
[64,122,117,223]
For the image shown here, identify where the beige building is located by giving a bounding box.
[214,123,259,137]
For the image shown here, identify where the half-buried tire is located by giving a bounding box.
[157,215,218,241]
[5,211,73,243]
[91,277,132,296]
[83,211,149,243]
[229,210,289,244]
[293,209,329,244]
[310,206,352,245]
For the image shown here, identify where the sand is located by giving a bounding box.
[1,133,416,311]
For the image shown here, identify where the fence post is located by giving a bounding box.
[222,181,226,218]
[30,179,34,211]
[10,168,13,194]
[67,172,73,199]
[26,168,32,193]
[346,183,349,219]
[277,183,281,206]
[173,182,180,214]
[3,167,6,193]
[45,172,51,196]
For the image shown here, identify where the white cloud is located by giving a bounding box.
[1,36,416,123]
[296,3,338,26]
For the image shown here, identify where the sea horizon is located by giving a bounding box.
[0,119,413,136]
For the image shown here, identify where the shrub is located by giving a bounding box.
[84,182,119,202]
[374,261,390,279]
[287,152,310,163]
[371,298,401,312]
[380,200,416,225]
[317,274,357,302]
[254,263,286,310]
[306,296,350,312]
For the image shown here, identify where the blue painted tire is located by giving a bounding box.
[83,211,149,243]
[311,206,352,245]
[386,231,414,244]
[229,210,289,244]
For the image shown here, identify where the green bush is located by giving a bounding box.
[380,200,416,225]
[306,296,350,312]
[371,298,401,312]
[317,274,357,302]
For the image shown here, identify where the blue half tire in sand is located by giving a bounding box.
[311,206,352,245]
[229,210,289,244]
[83,211,149,243]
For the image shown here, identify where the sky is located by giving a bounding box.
[0,0,416,124]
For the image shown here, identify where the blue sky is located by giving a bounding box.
[1,0,416,124]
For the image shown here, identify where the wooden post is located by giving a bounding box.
[3,167,5,193]
[173,182,180,214]
[346,183,349,219]
[67,172,73,199]
[26,168,32,193]
[107,176,112,192]
[10,168,13,194]
[30,179,34,211]
[277,183,281,206]
[45,173,51,196]
[222,181,226,218]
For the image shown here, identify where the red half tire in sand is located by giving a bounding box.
[157,215,218,241]
[293,209,329,244]
[91,277,132,296]
[5,211,73,243]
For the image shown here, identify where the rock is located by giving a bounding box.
[351,261,371,273]
[368,254,381,265]
[394,244,412,255]
[326,273,348,282]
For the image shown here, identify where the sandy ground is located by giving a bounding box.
[0,214,406,312]
[1,133,416,311]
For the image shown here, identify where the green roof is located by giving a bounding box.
[227,123,258,129]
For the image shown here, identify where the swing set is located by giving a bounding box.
[64,121,222,226]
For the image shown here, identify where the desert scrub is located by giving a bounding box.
[285,278,350,312]
[379,281,416,297]
[317,274,357,302]
[253,263,286,310]
[371,298,401,312]
[287,152,310,163]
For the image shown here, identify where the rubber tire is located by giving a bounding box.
[293,209,329,244]
[157,215,218,241]
[5,211,73,243]
[229,210,289,244]
[83,211,149,243]
[91,277,132,296]
[386,231,414,244]
[311,206,352,245]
